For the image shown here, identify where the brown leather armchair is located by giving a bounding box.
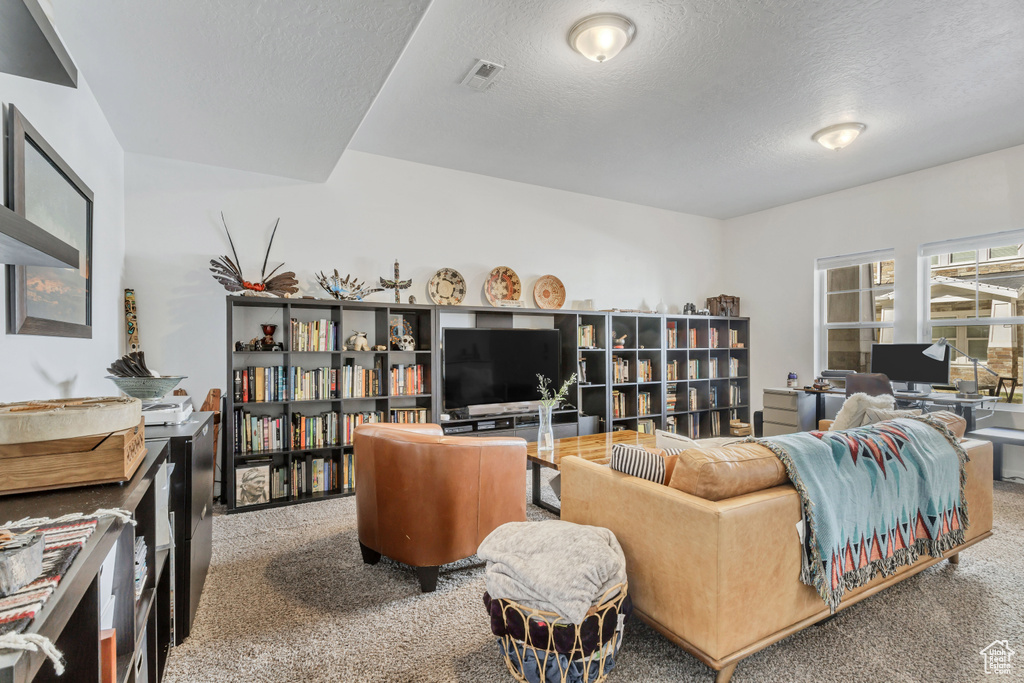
[353,423,527,592]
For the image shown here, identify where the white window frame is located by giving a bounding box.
[815,248,895,374]
[918,229,1024,346]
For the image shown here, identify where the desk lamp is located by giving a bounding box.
[923,338,997,399]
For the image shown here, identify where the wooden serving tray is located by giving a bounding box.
[0,419,147,496]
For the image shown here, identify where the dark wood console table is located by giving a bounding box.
[0,442,171,683]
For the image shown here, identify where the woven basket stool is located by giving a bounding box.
[483,583,631,683]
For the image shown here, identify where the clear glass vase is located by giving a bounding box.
[537,404,554,452]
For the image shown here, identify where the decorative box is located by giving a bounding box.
[0,419,147,496]
[706,295,740,317]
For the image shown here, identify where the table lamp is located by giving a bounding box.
[923,337,997,399]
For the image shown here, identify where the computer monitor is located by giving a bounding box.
[870,343,950,390]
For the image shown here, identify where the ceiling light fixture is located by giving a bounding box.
[568,14,636,63]
[812,122,866,151]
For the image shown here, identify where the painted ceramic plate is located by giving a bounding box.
[484,266,522,306]
[428,268,467,305]
[533,275,566,310]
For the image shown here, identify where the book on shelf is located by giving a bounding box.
[291,459,306,497]
[271,467,288,500]
[234,366,286,402]
[612,390,626,419]
[666,415,678,433]
[729,329,740,347]
[290,366,338,401]
[711,412,722,437]
[638,391,651,416]
[689,328,698,348]
[666,360,678,381]
[666,384,678,412]
[613,356,630,383]
[290,318,339,352]
[578,324,597,348]
[688,359,700,380]
[730,383,742,406]
[688,414,699,439]
[390,407,428,423]
[291,410,340,450]
[637,359,652,383]
[729,357,740,377]
[342,358,384,398]
[709,328,719,349]
[710,386,718,408]
[666,321,678,349]
[390,364,425,395]
[235,409,286,454]
[637,418,655,434]
[688,387,698,411]
[341,411,384,445]
[709,357,719,379]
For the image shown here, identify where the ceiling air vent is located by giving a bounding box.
[460,59,503,91]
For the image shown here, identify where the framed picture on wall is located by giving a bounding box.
[5,104,94,337]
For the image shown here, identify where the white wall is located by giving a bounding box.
[723,143,1024,477]
[0,74,125,402]
[124,150,724,401]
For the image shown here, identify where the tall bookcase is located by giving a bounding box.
[224,296,749,512]
[225,297,436,513]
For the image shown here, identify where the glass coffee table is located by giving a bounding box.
[526,430,656,514]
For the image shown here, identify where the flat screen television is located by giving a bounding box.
[870,343,950,387]
[443,328,560,411]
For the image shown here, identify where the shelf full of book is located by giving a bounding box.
[225,297,437,513]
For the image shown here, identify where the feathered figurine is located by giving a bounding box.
[209,213,299,297]
[315,270,383,301]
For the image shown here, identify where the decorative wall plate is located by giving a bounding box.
[533,275,566,309]
[484,266,522,306]
[427,268,467,305]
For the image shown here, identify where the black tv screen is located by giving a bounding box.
[443,328,560,410]
[870,343,950,385]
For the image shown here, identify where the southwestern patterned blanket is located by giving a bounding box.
[757,415,969,612]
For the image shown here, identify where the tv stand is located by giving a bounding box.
[441,409,588,441]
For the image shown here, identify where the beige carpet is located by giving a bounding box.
[165,474,1024,682]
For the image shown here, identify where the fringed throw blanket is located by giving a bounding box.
[756,415,969,612]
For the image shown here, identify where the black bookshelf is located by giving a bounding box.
[224,297,437,513]
[224,296,750,512]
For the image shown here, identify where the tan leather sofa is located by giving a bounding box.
[560,416,993,682]
[354,423,527,591]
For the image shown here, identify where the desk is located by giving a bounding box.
[965,427,1023,481]
[801,388,997,432]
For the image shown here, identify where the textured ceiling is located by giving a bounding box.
[47,0,1024,217]
[350,0,1024,218]
[50,0,430,181]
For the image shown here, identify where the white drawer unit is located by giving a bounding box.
[762,388,816,435]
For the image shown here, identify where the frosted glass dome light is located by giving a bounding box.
[568,14,636,63]
[812,122,866,151]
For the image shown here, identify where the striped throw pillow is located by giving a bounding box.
[610,444,666,484]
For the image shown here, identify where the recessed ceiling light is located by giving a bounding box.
[568,14,636,63]
[812,122,866,151]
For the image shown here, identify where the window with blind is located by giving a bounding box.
[816,249,895,374]
[920,230,1024,401]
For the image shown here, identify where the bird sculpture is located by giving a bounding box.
[209,213,299,297]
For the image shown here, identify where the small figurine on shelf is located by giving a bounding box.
[613,333,627,349]
[372,345,387,352]
[346,331,370,352]
[380,260,412,303]
[261,324,277,348]
[397,334,415,351]
[209,213,298,297]
[408,295,417,304]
